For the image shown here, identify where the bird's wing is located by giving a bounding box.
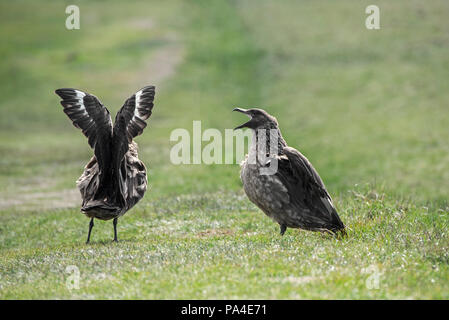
[55,88,113,147]
[55,88,113,176]
[276,146,345,230]
[112,85,155,164]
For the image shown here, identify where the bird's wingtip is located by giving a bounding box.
[55,88,79,97]
[138,85,156,93]
[233,107,249,113]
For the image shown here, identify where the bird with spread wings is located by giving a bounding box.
[55,86,155,243]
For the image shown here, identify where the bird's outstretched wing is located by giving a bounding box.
[276,146,345,231]
[55,88,113,178]
[55,88,113,147]
[112,85,155,163]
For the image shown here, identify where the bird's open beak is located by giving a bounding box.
[233,107,252,130]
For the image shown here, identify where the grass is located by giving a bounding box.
[0,0,448,299]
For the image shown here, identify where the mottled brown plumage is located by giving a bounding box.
[234,107,346,236]
[55,86,155,243]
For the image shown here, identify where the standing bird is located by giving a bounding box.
[233,108,346,236]
[55,86,155,243]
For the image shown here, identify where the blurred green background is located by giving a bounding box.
[0,0,448,299]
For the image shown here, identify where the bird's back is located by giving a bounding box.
[77,141,147,220]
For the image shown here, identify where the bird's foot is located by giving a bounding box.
[86,218,94,244]
[112,218,118,243]
[279,224,287,236]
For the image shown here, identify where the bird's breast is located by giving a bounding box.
[240,158,290,218]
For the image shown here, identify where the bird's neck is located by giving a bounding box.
[249,127,286,158]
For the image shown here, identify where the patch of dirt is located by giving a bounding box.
[140,42,184,89]
[128,18,184,86]
[128,18,155,30]
[197,229,234,238]
[0,189,81,211]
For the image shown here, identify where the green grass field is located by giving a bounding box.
[1,0,448,299]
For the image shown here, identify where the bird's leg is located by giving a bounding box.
[86,218,94,244]
[113,218,118,242]
[279,224,287,236]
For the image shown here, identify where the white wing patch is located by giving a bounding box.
[74,90,88,116]
[75,90,86,99]
[134,89,145,119]
[135,89,142,109]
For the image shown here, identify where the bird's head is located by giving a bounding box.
[233,108,279,131]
